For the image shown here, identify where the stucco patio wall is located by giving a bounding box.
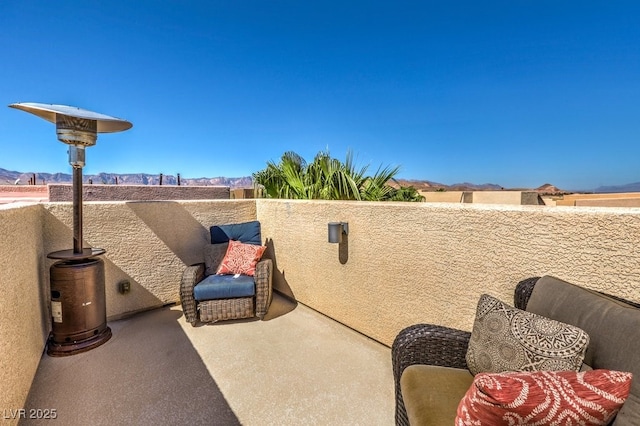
[47,184,230,202]
[0,204,48,416]
[1,200,258,416]
[41,200,258,320]
[256,199,640,346]
[17,198,640,346]
[5,199,640,414]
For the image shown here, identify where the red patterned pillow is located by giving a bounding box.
[217,240,266,276]
[456,369,632,426]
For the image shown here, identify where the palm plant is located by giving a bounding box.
[253,150,420,202]
[385,185,425,202]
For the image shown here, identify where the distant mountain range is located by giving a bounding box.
[590,182,640,193]
[0,168,253,189]
[2,167,639,194]
[394,179,503,192]
[393,179,570,194]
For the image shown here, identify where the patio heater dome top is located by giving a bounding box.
[8,102,133,133]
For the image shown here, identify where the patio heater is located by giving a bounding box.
[9,102,132,356]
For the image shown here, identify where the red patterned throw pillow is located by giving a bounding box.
[217,240,266,276]
[455,369,632,426]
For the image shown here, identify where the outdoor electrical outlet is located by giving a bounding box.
[118,280,131,295]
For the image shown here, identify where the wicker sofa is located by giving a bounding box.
[392,275,640,425]
[180,221,273,325]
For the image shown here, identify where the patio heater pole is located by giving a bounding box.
[73,166,83,253]
[8,102,132,356]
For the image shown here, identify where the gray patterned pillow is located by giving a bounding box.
[203,243,229,276]
[466,294,589,376]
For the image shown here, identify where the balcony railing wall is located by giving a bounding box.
[1,200,257,412]
[1,204,48,414]
[3,198,640,413]
[256,199,640,346]
[41,200,259,319]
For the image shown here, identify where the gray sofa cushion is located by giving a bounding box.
[526,276,640,425]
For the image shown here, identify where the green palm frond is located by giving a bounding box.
[253,149,418,202]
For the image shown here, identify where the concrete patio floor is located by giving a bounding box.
[21,294,395,425]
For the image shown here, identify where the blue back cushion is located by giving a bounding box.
[210,220,261,245]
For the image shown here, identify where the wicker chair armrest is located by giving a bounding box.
[514,276,541,310]
[254,258,273,319]
[180,263,205,324]
[392,324,471,426]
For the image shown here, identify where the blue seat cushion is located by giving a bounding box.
[193,274,255,301]
[210,220,262,245]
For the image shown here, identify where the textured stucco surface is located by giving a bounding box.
[1,200,257,416]
[5,199,640,414]
[0,185,48,194]
[47,184,229,202]
[420,191,466,203]
[470,191,541,205]
[256,200,640,347]
[0,204,48,417]
[557,192,640,206]
[42,200,257,319]
[419,190,541,205]
[575,198,640,207]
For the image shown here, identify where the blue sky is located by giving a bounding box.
[1,1,639,191]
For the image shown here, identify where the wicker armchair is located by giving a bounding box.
[391,277,539,426]
[179,221,273,325]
